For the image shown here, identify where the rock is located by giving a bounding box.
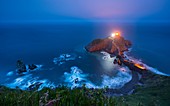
[117,55,147,74]
[85,36,131,55]
[28,64,37,70]
[113,58,122,66]
[117,59,122,66]
[16,60,38,74]
[16,60,27,74]
[74,78,79,83]
[28,82,43,90]
[113,59,118,64]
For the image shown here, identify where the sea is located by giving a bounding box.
[0,22,170,90]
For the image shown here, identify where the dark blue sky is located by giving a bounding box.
[0,0,170,22]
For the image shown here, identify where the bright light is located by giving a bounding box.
[111,32,120,38]
[111,33,116,37]
[115,32,119,36]
[134,63,146,70]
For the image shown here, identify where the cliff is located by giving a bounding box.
[85,35,131,55]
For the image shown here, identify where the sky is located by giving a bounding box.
[0,0,170,22]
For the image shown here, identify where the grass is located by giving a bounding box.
[0,74,170,106]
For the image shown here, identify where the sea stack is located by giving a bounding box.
[85,33,132,56]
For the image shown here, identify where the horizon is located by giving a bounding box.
[0,0,170,23]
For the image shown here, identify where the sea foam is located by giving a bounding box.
[124,52,170,76]
[53,53,81,65]
[6,71,14,76]
[5,74,55,91]
[63,66,96,89]
[101,67,132,89]
[63,66,132,89]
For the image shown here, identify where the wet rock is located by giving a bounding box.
[113,59,118,64]
[74,78,79,83]
[28,64,37,70]
[117,55,147,74]
[113,58,122,66]
[28,82,43,90]
[117,59,122,66]
[16,60,38,74]
[16,60,27,74]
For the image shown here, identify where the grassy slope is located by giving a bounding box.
[0,74,170,106]
[121,74,170,106]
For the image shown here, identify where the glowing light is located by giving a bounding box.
[111,32,120,38]
[134,63,146,70]
[111,33,116,37]
[115,32,119,36]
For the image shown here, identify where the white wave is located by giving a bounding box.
[5,74,55,91]
[101,51,115,62]
[145,65,170,76]
[5,65,132,91]
[63,66,96,89]
[124,52,170,76]
[16,64,43,75]
[5,74,32,90]
[101,67,132,89]
[63,66,132,89]
[27,64,43,72]
[97,51,118,72]
[6,71,14,76]
[53,53,80,65]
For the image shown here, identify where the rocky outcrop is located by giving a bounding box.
[16,60,38,74]
[85,36,131,55]
[16,60,27,74]
[116,55,147,74]
[28,64,37,70]
[85,35,150,95]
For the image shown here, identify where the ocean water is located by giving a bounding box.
[0,22,170,90]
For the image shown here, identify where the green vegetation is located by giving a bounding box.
[0,74,170,106]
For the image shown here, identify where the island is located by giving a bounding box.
[0,32,170,106]
[85,32,170,96]
[85,32,131,56]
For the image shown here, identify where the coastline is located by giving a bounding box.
[84,35,170,96]
[0,52,170,105]
[0,35,170,105]
[0,72,170,105]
